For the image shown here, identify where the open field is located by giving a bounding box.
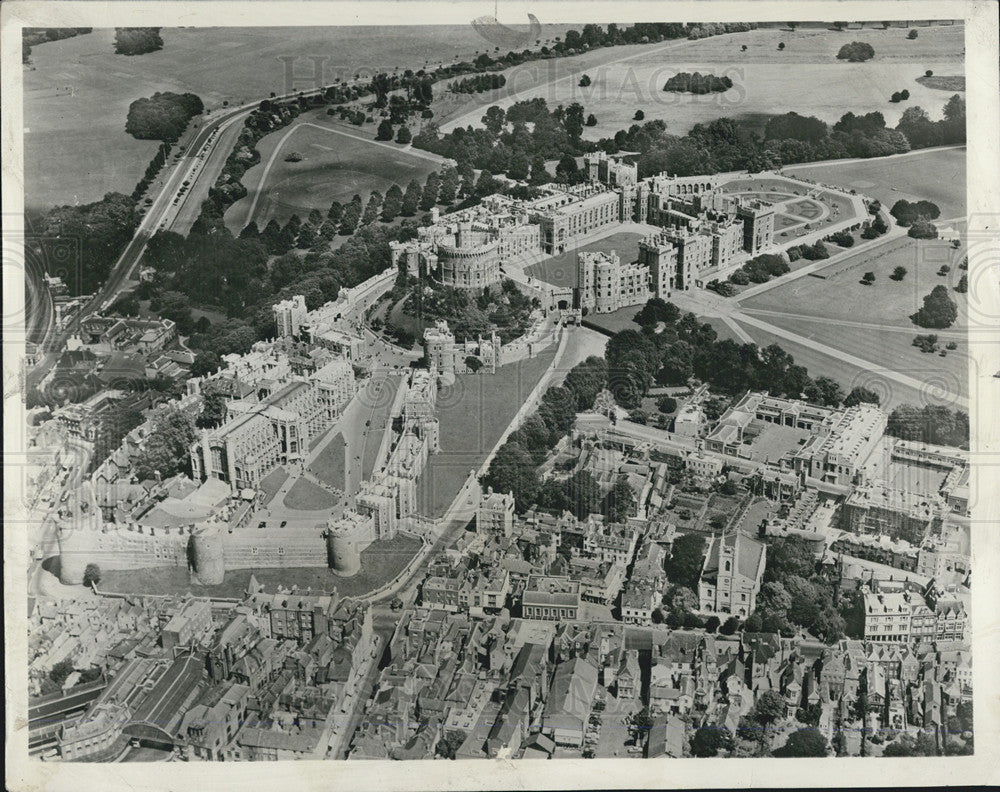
[735,321,947,411]
[224,110,447,233]
[418,346,557,518]
[748,314,969,402]
[785,145,966,221]
[436,24,963,140]
[97,533,422,598]
[741,236,968,329]
[584,308,743,344]
[916,74,965,91]
[525,231,647,286]
[23,24,573,210]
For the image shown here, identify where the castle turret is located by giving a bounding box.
[191,529,226,585]
[326,510,375,577]
[57,526,90,585]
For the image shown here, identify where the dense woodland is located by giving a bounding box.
[22,27,91,63]
[414,95,965,184]
[126,92,204,141]
[113,27,164,56]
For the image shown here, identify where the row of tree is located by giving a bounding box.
[662,72,734,94]
[482,356,620,513]
[449,73,507,94]
[22,27,92,63]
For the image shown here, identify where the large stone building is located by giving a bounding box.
[528,184,621,255]
[190,373,352,492]
[576,250,651,314]
[698,530,766,618]
[390,197,540,291]
[273,295,308,339]
[422,320,500,375]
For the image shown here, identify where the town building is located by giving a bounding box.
[273,295,308,339]
[698,530,766,618]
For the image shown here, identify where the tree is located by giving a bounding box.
[401,179,422,216]
[890,265,907,281]
[751,690,786,728]
[912,285,958,328]
[778,42,785,50]
[585,113,598,127]
[804,376,843,407]
[134,404,197,481]
[435,729,466,759]
[396,125,412,144]
[705,615,721,633]
[563,470,604,520]
[482,441,539,512]
[955,274,968,293]
[420,173,440,211]
[48,658,76,690]
[665,534,706,589]
[860,271,875,285]
[844,386,880,407]
[657,396,678,413]
[891,199,940,226]
[191,351,221,378]
[720,616,740,635]
[83,563,101,588]
[691,725,734,757]
[376,119,394,141]
[579,74,592,87]
[634,109,645,121]
[836,42,875,62]
[907,29,918,39]
[773,728,828,757]
[382,183,404,221]
[197,379,229,428]
[908,220,938,239]
[604,474,637,522]
[555,153,579,183]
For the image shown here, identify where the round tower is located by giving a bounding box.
[191,529,226,585]
[326,527,361,577]
[57,526,90,585]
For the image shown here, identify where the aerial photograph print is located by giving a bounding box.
[7,5,995,786]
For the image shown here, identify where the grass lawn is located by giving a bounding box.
[525,231,647,287]
[225,109,446,232]
[283,477,338,510]
[744,313,969,402]
[705,493,745,528]
[24,24,573,209]
[550,325,608,386]
[309,433,347,490]
[98,532,422,598]
[259,466,290,506]
[361,375,401,481]
[437,24,963,140]
[734,321,935,411]
[417,346,557,518]
[786,146,966,222]
[741,237,968,329]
